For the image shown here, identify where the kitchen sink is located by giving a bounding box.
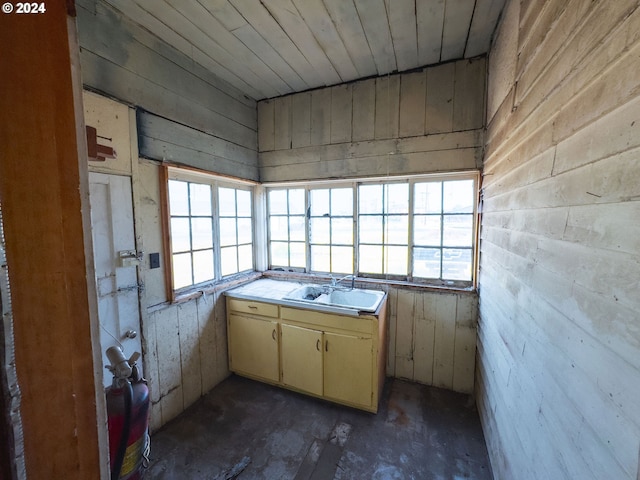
[283,284,385,313]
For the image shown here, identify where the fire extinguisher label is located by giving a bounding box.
[121,434,145,477]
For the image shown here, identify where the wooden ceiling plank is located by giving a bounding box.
[354,0,397,75]
[416,0,445,66]
[229,0,321,90]
[441,0,476,61]
[261,0,341,86]
[196,0,247,30]
[104,0,258,104]
[137,0,279,98]
[292,0,359,82]
[233,24,308,93]
[466,0,507,58]
[388,0,418,72]
[322,0,377,78]
[164,0,292,96]
[120,0,268,98]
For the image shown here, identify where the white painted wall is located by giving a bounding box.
[478,0,640,478]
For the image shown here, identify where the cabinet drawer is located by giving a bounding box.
[228,298,279,318]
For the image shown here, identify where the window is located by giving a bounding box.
[266,173,478,287]
[268,188,306,269]
[163,167,254,297]
[309,188,354,274]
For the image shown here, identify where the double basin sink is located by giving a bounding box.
[283,284,385,314]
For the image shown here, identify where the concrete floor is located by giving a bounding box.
[147,375,492,480]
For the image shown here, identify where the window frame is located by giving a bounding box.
[160,165,256,302]
[264,171,480,290]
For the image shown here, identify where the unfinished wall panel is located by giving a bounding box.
[76,0,258,168]
[259,58,486,182]
[386,287,478,394]
[479,1,640,479]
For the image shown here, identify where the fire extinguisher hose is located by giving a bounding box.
[111,381,133,480]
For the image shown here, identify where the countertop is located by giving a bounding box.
[224,278,383,317]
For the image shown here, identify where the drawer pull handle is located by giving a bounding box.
[272,329,276,341]
[248,305,258,309]
[316,339,321,351]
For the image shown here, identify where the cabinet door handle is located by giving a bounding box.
[325,340,328,352]
[272,329,276,341]
[316,339,321,351]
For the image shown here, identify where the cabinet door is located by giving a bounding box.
[281,324,323,396]
[228,313,279,383]
[324,332,373,408]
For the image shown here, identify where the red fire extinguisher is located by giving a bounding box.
[106,346,150,480]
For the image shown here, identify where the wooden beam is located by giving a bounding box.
[0,2,106,478]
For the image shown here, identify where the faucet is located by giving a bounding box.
[330,274,356,290]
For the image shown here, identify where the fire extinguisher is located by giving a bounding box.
[106,346,150,480]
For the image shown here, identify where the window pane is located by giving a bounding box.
[311,245,330,272]
[289,216,306,242]
[220,246,238,276]
[310,189,329,216]
[270,242,289,266]
[290,242,306,267]
[385,246,408,275]
[359,245,382,274]
[289,189,306,215]
[310,218,330,244]
[414,182,442,214]
[172,252,192,289]
[331,246,353,274]
[270,216,289,241]
[443,180,474,213]
[359,215,382,243]
[332,218,353,244]
[168,180,189,216]
[193,249,214,283]
[443,214,473,247]
[442,249,472,281]
[269,190,288,214]
[359,185,383,214]
[238,244,253,271]
[170,218,191,252]
[413,248,441,278]
[385,215,408,244]
[413,215,441,246]
[190,183,212,216]
[237,190,251,216]
[219,218,237,246]
[331,188,353,216]
[237,218,253,244]
[191,218,213,250]
[386,183,408,213]
[218,187,236,216]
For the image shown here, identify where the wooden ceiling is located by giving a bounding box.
[104,0,506,101]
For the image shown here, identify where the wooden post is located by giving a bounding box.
[0,1,107,478]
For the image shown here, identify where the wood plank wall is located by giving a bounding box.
[76,0,259,180]
[479,1,640,478]
[257,57,486,182]
[386,287,478,394]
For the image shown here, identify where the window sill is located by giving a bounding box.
[262,270,477,295]
[171,271,262,304]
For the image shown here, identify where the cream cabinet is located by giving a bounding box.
[227,299,279,383]
[226,295,387,413]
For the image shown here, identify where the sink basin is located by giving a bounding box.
[284,285,385,313]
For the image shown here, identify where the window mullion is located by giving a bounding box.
[212,182,222,281]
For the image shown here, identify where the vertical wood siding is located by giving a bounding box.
[258,58,486,182]
[478,0,640,478]
[386,287,478,394]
